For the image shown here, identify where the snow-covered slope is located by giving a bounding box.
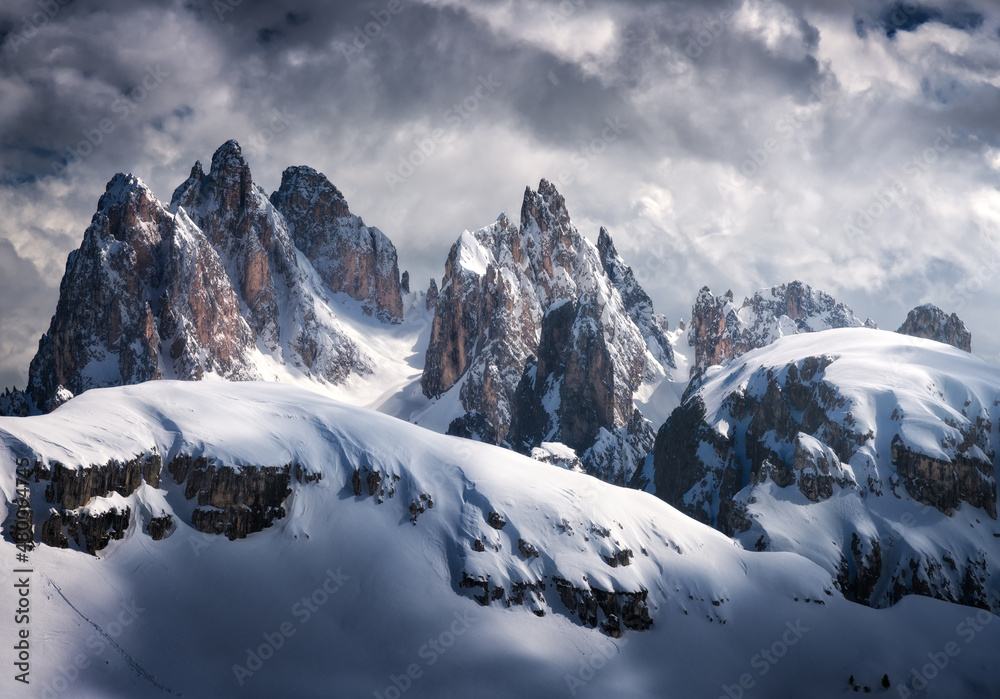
[652,327,1000,612]
[2,381,999,698]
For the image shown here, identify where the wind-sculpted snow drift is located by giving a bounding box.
[1,381,999,697]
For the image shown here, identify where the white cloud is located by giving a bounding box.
[2,0,1000,384]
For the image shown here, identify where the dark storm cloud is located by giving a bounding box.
[1,0,1000,382]
[0,238,54,389]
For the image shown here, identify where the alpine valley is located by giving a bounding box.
[1,141,997,699]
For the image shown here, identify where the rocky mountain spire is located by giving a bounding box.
[897,304,971,351]
[24,172,260,413]
[7,140,417,415]
[171,142,373,381]
[689,281,876,371]
[270,165,403,322]
[171,140,293,348]
[421,180,671,484]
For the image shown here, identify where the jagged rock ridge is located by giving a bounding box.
[5,140,404,414]
[421,180,676,484]
[689,281,876,372]
[270,165,404,323]
[897,303,971,352]
[652,328,1000,612]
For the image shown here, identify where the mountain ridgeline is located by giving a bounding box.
[5,140,403,416]
[421,180,677,484]
[3,139,997,618]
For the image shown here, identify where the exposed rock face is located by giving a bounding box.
[270,165,403,322]
[43,454,162,510]
[652,394,743,531]
[689,287,737,371]
[4,140,394,415]
[170,142,372,383]
[167,455,293,540]
[597,227,674,371]
[41,507,132,555]
[509,297,651,484]
[421,181,673,483]
[689,281,875,372]
[891,435,995,518]
[16,448,299,553]
[17,453,162,555]
[652,329,1000,612]
[0,388,28,417]
[425,278,439,310]
[171,144,286,347]
[512,299,621,453]
[423,214,536,442]
[21,173,255,413]
[146,514,173,540]
[897,304,971,352]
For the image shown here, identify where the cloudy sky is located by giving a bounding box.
[1,0,1000,389]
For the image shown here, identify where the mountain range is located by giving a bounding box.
[1,140,996,697]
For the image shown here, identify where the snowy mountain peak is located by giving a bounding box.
[270,164,404,322]
[273,165,352,218]
[209,138,249,181]
[3,140,426,416]
[93,173,164,248]
[897,303,972,352]
[421,181,676,484]
[690,280,875,371]
[653,327,999,611]
[520,177,571,235]
[100,171,153,204]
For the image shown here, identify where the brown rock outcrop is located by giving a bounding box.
[897,303,972,352]
[891,435,996,518]
[422,181,667,483]
[270,165,403,322]
[167,455,293,540]
[690,281,875,372]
